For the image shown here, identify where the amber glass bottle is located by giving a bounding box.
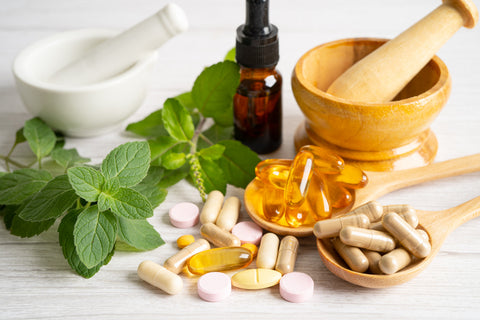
[234,0,282,154]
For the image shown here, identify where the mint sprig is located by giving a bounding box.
[126,60,261,200]
[0,119,165,278]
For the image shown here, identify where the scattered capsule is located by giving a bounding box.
[200,190,224,224]
[231,268,283,290]
[313,213,370,239]
[332,238,369,273]
[339,226,396,252]
[164,239,211,274]
[275,236,299,274]
[382,212,431,258]
[378,248,412,275]
[383,204,419,228]
[176,234,195,249]
[241,243,258,258]
[187,247,253,275]
[137,260,183,295]
[200,222,241,247]
[256,233,280,269]
[215,196,241,231]
[362,250,383,274]
[344,201,383,222]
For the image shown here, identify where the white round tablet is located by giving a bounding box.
[169,202,199,228]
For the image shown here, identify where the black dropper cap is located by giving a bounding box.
[236,0,279,68]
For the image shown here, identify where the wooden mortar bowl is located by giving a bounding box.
[291,38,451,171]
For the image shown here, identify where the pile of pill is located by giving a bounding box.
[137,190,314,303]
[252,145,368,228]
[314,201,431,274]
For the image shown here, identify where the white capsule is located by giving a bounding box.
[138,260,183,295]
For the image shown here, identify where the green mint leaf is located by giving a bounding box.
[140,166,164,186]
[162,152,186,170]
[196,157,227,194]
[117,217,164,251]
[74,206,117,269]
[198,124,233,149]
[132,183,167,208]
[126,109,168,138]
[103,177,120,195]
[101,141,150,187]
[162,98,195,141]
[197,144,225,160]
[2,205,18,229]
[191,61,240,126]
[0,169,52,205]
[99,187,153,219]
[115,240,142,252]
[54,131,66,150]
[67,167,104,202]
[224,47,236,61]
[148,136,182,165]
[23,118,56,160]
[51,148,90,170]
[15,128,26,145]
[10,214,55,238]
[0,172,6,178]
[19,175,78,222]
[216,140,261,188]
[157,165,189,189]
[174,92,196,112]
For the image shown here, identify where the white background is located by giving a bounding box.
[1,0,480,319]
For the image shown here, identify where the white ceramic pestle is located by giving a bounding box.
[49,3,188,86]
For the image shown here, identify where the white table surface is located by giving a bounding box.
[1,0,480,319]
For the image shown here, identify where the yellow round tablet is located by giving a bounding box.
[176,234,195,249]
[231,268,282,290]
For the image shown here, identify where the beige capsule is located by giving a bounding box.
[200,190,224,224]
[369,210,418,231]
[378,248,412,275]
[383,204,419,228]
[200,222,241,247]
[137,260,183,295]
[313,213,370,239]
[256,233,280,269]
[362,250,383,274]
[215,196,241,231]
[339,226,396,252]
[275,236,299,274]
[164,239,210,274]
[332,238,369,273]
[344,201,383,222]
[382,212,431,258]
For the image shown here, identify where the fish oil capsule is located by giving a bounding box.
[200,190,224,224]
[241,243,258,258]
[339,226,396,252]
[187,247,253,275]
[256,233,280,269]
[362,250,383,274]
[284,150,314,207]
[263,186,285,222]
[383,204,418,228]
[215,196,241,231]
[275,235,299,274]
[284,201,311,228]
[137,260,183,295]
[313,213,370,239]
[176,234,195,249]
[258,163,290,189]
[200,222,241,247]
[324,177,353,209]
[301,145,344,174]
[164,239,211,274]
[332,164,368,189]
[255,159,292,177]
[378,248,412,275]
[344,201,383,222]
[332,238,369,273]
[307,172,332,220]
[382,212,431,258]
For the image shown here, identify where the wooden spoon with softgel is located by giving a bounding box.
[244,153,480,237]
[316,195,480,288]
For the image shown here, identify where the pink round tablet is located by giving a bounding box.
[231,221,263,245]
[279,272,314,303]
[168,202,199,228]
[197,272,231,302]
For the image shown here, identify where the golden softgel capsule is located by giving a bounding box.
[187,247,252,275]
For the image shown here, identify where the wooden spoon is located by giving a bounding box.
[317,195,480,288]
[244,153,480,237]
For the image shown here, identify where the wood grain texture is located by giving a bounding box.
[1,0,480,319]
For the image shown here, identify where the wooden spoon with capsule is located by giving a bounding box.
[316,195,480,288]
[244,153,480,236]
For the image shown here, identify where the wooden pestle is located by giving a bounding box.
[327,0,478,103]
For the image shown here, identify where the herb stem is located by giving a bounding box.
[198,133,214,146]
[0,155,29,170]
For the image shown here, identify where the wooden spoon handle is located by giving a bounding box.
[379,153,480,193]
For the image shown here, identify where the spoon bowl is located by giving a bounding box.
[317,195,480,288]
[244,153,480,236]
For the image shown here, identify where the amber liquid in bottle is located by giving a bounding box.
[233,67,282,154]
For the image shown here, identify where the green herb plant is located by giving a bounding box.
[126,59,261,200]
